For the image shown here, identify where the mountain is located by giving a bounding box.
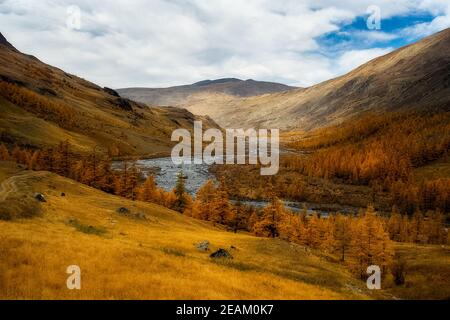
[0,32,217,156]
[154,29,450,130]
[0,32,17,51]
[117,78,297,107]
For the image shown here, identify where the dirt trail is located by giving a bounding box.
[0,171,47,202]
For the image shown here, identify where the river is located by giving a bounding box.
[112,157,338,216]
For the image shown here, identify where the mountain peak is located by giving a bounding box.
[193,78,242,86]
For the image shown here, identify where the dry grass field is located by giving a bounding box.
[0,161,378,300]
[0,161,448,300]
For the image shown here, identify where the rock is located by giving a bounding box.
[34,193,46,202]
[112,97,133,111]
[135,212,147,220]
[210,248,233,259]
[104,87,120,97]
[117,207,130,215]
[196,240,210,251]
[61,192,66,197]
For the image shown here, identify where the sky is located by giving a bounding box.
[0,0,449,88]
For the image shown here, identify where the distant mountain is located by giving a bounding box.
[0,32,218,156]
[149,28,450,130]
[117,78,297,107]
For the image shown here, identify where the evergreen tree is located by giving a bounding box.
[172,170,188,213]
[253,196,284,238]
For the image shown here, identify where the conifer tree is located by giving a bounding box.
[172,170,188,213]
[348,206,394,279]
[333,214,352,261]
[253,196,284,238]
[210,177,233,225]
[137,175,159,203]
[0,143,10,160]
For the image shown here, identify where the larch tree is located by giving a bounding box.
[210,177,233,225]
[137,175,159,203]
[348,206,394,279]
[172,170,189,213]
[387,206,402,242]
[333,214,352,261]
[253,196,285,238]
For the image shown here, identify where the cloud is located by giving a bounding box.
[0,0,447,88]
[336,48,393,75]
[401,2,450,38]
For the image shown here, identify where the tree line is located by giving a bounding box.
[0,142,185,211]
[0,82,78,129]
[285,111,450,214]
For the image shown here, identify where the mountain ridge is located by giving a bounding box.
[125,28,450,130]
[222,28,450,129]
[117,78,297,107]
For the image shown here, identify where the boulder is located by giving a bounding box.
[210,248,233,259]
[34,193,46,202]
[117,207,130,215]
[196,240,210,252]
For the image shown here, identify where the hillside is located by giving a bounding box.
[117,78,297,107]
[0,32,217,157]
[0,161,373,300]
[1,161,448,299]
[161,28,450,129]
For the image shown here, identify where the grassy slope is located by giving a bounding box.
[0,162,448,299]
[0,161,376,300]
[0,39,218,157]
[0,97,98,153]
[388,243,450,300]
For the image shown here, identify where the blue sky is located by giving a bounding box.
[321,12,437,52]
[0,0,449,88]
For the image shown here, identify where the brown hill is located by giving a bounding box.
[0,32,218,156]
[117,78,297,107]
[168,29,450,130]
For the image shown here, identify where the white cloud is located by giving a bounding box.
[336,48,393,75]
[402,3,450,38]
[0,0,447,88]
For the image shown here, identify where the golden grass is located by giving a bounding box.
[0,163,375,300]
[0,163,448,300]
[386,243,450,300]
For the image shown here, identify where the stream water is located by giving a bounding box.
[113,157,333,215]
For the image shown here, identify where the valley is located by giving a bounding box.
[0,27,449,301]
